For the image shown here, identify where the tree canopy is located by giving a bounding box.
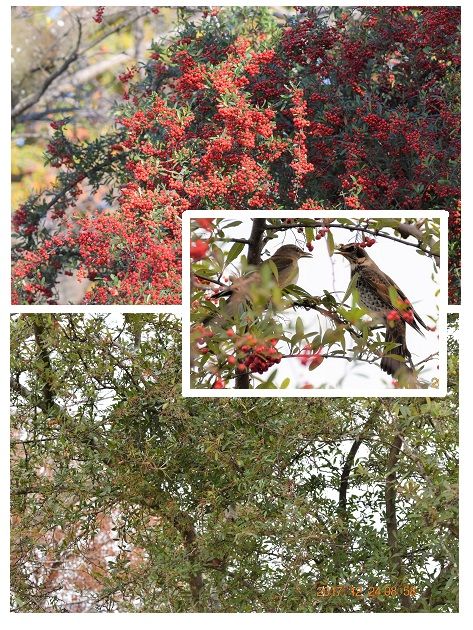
[11,314,459,612]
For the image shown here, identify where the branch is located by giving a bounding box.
[12,17,83,121]
[247,218,267,265]
[338,436,364,520]
[385,431,412,610]
[235,219,267,389]
[265,221,438,260]
[12,9,150,123]
[50,53,131,95]
[32,317,58,415]
[172,512,204,610]
[281,352,379,366]
[193,273,227,288]
[15,107,81,124]
[78,9,149,58]
[330,431,366,579]
[212,237,250,245]
[37,150,129,216]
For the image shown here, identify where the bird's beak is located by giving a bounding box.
[301,252,312,259]
[334,249,345,257]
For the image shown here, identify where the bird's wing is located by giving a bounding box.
[362,267,428,333]
[210,255,297,303]
[263,255,299,287]
[211,270,258,299]
[270,255,295,274]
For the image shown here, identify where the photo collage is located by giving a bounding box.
[9,3,462,618]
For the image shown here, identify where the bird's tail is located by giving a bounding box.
[381,319,417,384]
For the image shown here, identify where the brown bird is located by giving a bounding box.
[336,243,429,378]
[201,244,312,326]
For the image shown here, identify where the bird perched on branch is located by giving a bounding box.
[201,244,312,326]
[336,243,429,379]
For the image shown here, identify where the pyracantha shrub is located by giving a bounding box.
[12,6,460,304]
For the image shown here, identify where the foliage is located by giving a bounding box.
[190,216,440,390]
[11,6,460,304]
[10,314,458,612]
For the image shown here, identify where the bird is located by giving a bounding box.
[201,244,312,326]
[336,243,429,379]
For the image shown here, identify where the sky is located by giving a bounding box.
[193,217,441,391]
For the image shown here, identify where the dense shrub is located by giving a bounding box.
[12,6,460,304]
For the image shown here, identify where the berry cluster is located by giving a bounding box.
[298,344,324,369]
[190,239,209,261]
[357,238,377,248]
[315,226,330,240]
[93,6,104,24]
[225,332,282,375]
[12,6,460,304]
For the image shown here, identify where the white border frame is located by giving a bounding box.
[182,210,448,398]
[5,2,466,623]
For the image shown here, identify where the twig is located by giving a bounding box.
[265,221,439,259]
[193,273,227,287]
[40,150,129,214]
[12,17,83,120]
[290,298,363,340]
[211,237,250,245]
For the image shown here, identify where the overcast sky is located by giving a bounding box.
[195,218,441,391]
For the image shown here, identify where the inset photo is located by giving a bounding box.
[183,211,447,395]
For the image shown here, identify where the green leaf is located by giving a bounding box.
[388,285,401,308]
[221,221,243,229]
[295,316,305,341]
[256,380,277,389]
[225,241,245,266]
[326,230,335,256]
[305,226,315,243]
[211,245,225,272]
[342,273,359,304]
[266,259,279,282]
[322,327,345,346]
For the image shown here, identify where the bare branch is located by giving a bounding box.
[12,17,83,121]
